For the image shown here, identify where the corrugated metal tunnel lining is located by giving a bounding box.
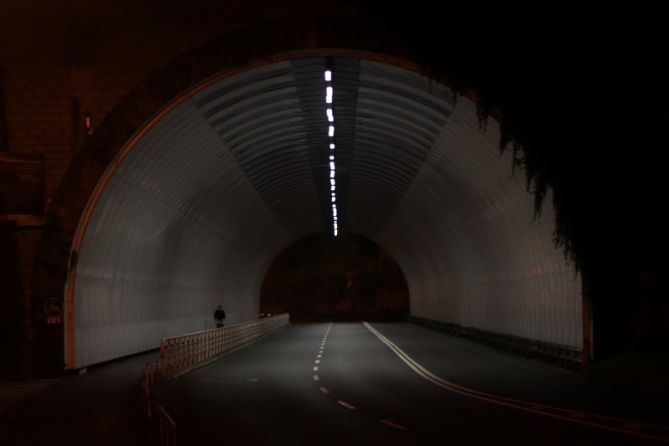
[72,57,581,368]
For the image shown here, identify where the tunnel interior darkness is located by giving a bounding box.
[260,234,409,321]
[68,55,582,369]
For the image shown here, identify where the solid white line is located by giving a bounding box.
[337,400,356,410]
[362,322,669,444]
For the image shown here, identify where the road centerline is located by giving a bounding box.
[362,321,669,444]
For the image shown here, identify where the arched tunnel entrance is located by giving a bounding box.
[11,16,627,377]
[260,234,410,321]
[2,9,665,445]
[50,53,582,371]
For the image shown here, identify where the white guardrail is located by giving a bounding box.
[158,313,290,378]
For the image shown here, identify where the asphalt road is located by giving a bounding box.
[161,322,669,445]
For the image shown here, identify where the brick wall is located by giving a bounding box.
[0,0,358,375]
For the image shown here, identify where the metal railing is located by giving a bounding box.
[159,313,290,378]
[157,405,177,446]
[141,361,158,419]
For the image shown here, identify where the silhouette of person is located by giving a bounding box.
[214,305,226,328]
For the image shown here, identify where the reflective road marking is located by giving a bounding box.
[363,322,669,444]
[380,419,408,431]
[337,400,356,410]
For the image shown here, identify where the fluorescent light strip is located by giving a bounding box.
[325,69,338,236]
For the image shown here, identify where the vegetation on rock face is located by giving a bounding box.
[355,1,667,353]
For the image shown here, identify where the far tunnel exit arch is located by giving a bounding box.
[29,19,584,372]
[260,234,410,321]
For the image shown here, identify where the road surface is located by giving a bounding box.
[160,322,669,445]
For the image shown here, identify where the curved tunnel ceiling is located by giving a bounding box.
[72,56,581,368]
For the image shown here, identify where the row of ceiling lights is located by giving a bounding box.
[324,68,338,237]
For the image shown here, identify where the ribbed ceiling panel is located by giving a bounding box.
[193,62,322,237]
[346,60,454,235]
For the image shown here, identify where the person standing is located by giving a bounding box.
[214,305,226,328]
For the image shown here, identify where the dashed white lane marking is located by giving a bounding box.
[320,386,330,394]
[313,323,330,387]
[337,400,356,410]
[380,419,408,431]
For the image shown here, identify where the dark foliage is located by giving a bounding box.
[352,1,668,352]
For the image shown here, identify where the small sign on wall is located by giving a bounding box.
[44,298,64,325]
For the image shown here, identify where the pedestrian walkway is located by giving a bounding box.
[0,379,60,414]
[0,351,158,446]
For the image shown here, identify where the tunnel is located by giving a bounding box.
[2,5,667,445]
[61,55,582,370]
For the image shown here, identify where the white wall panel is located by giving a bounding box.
[374,88,582,348]
[74,94,291,368]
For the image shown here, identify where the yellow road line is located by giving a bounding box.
[363,322,669,444]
